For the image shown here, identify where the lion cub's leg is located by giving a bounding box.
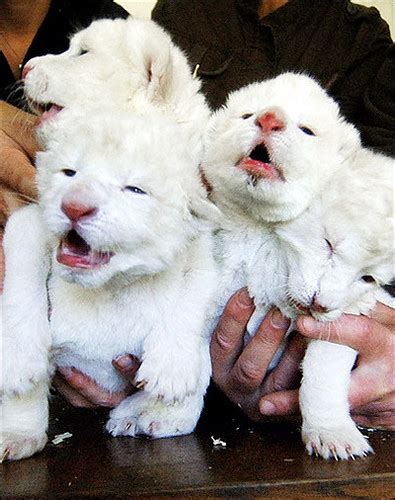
[300,340,372,460]
[1,382,49,461]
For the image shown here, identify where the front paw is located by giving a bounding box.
[106,392,201,438]
[0,432,47,462]
[302,420,373,460]
[135,354,200,403]
[2,349,51,396]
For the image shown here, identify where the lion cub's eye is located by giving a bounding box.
[79,49,89,56]
[125,186,147,195]
[62,169,77,177]
[242,113,253,120]
[361,275,376,283]
[299,125,316,136]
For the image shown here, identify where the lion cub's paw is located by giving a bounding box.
[106,392,200,438]
[302,421,373,460]
[0,432,47,462]
[135,354,200,403]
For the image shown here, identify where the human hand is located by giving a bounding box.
[0,101,38,153]
[52,355,141,408]
[259,302,395,430]
[0,102,38,212]
[210,288,305,420]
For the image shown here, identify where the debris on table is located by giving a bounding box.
[52,432,73,445]
[211,436,227,449]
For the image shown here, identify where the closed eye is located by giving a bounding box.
[325,238,334,255]
[79,49,89,56]
[299,125,316,136]
[241,113,253,120]
[125,186,147,195]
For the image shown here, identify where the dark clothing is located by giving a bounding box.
[0,0,129,107]
[152,0,394,155]
[360,44,395,156]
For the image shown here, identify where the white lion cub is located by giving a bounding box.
[202,72,394,459]
[23,17,210,163]
[1,110,218,462]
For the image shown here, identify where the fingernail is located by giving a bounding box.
[260,400,277,415]
[300,316,319,333]
[270,309,290,329]
[236,288,253,308]
[113,355,137,371]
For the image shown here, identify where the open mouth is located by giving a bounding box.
[237,142,283,182]
[29,100,64,124]
[56,229,113,269]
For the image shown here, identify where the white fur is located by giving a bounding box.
[1,110,218,461]
[23,17,210,163]
[203,72,394,459]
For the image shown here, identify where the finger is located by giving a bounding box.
[112,354,140,384]
[230,309,290,393]
[263,331,305,394]
[353,414,395,431]
[259,389,299,416]
[348,360,393,409]
[0,140,37,199]
[351,392,395,417]
[0,102,39,158]
[52,373,97,409]
[58,367,127,408]
[296,313,391,354]
[210,288,255,384]
[370,302,395,329]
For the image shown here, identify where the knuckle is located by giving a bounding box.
[232,359,262,387]
[268,376,287,393]
[213,326,238,354]
[254,328,283,350]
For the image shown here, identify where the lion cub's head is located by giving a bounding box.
[37,110,216,288]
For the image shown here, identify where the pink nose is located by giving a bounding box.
[61,202,97,222]
[256,112,285,133]
[21,65,33,80]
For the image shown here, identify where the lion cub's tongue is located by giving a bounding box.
[238,157,281,180]
[57,230,112,268]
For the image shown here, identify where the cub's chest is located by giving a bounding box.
[48,277,150,359]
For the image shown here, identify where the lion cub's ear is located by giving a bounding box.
[124,19,174,104]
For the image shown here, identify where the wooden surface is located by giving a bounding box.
[2,387,394,498]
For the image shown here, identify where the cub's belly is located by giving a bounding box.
[54,347,128,392]
[50,312,145,393]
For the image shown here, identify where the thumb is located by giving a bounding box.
[112,354,141,384]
